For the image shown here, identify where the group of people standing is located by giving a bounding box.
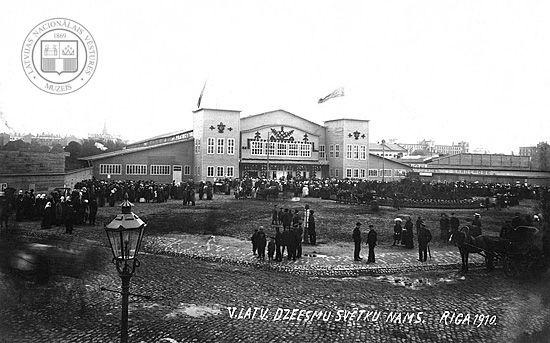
[251,204,316,261]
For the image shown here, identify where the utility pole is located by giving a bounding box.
[266,130,271,179]
[382,139,386,183]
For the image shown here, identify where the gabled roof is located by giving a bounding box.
[128,129,192,147]
[369,153,413,168]
[78,139,191,161]
[241,109,324,128]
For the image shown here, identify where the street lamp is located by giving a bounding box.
[104,196,146,343]
[381,139,386,183]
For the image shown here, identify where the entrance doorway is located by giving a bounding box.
[173,165,182,184]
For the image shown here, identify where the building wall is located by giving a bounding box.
[89,140,194,183]
[0,174,65,192]
[64,167,93,189]
[193,109,241,181]
[0,151,65,174]
[430,153,531,170]
[366,155,410,181]
[325,119,369,179]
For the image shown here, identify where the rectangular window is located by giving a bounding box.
[217,138,224,154]
[227,166,234,177]
[353,145,359,159]
[319,145,325,159]
[251,141,264,155]
[346,168,352,178]
[379,169,392,177]
[195,139,201,153]
[217,166,224,177]
[150,165,171,175]
[266,142,275,156]
[277,142,287,156]
[335,168,340,177]
[329,145,334,158]
[99,164,122,175]
[335,144,340,157]
[300,143,311,157]
[329,168,334,177]
[368,169,378,177]
[360,169,366,178]
[360,145,366,160]
[353,169,359,178]
[346,144,352,159]
[207,166,214,177]
[289,143,298,156]
[395,169,408,177]
[207,138,215,154]
[184,165,190,175]
[227,138,235,155]
[125,164,147,175]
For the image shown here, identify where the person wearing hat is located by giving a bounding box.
[352,222,362,261]
[366,224,378,263]
[257,227,267,260]
[471,213,482,237]
[267,236,276,261]
[392,218,402,246]
[417,223,432,262]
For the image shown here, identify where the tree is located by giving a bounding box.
[2,139,31,151]
[64,141,82,158]
[50,143,65,153]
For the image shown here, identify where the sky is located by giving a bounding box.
[0,0,549,154]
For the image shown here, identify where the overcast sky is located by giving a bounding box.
[0,0,549,153]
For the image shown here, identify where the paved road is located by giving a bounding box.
[1,251,549,343]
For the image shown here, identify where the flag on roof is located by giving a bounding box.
[318,87,344,104]
[197,80,207,108]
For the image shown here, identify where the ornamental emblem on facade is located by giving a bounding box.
[217,122,226,133]
[270,126,294,141]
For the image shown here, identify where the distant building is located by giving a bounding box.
[403,153,550,185]
[89,121,122,141]
[369,142,408,159]
[519,146,536,157]
[0,133,9,146]
[399,139,469,155]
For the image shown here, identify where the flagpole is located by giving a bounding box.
[266,129,271,179]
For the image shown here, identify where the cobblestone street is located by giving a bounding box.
[1,250,549,342]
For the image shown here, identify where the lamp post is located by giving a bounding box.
[381,139,386,183]
[104,196,146,343]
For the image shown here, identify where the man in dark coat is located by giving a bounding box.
[271,205,279,225]
[450,213,460,235]
[418,224,432,262]
[267,237,275,261]
[282,209,292,230]
[257,227,267,260]
[471,213,482,237]
[439,213,450,241]
[88,197,98,225]
[308,210,316,245]
[286,227,296,261]
[404,217,414,249]
[393,218,402,246]
[198,181,205,200]
[251,229,259,255]
[281,227,290,258]
[366,225,377,263]
[275,226,283,262]
[352,222,362,261]
[294,223,303,259]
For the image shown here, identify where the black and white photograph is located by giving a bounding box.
[1,1,550,342]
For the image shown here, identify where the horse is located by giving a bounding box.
[449,226,508,273]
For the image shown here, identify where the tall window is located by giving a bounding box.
[353,169,359,178]
[368,169,378,177]
[329,145,334,158]
[329,168,334,177]
[380,169,392,177]
[184,165,190,175]
[266,142,275,156]
[126,164,147,175]
[300,143,311,157]
[227,138,235,155]
[251,141,263,155]
[207,138,215,154]
[227,166,234,177]
[277,142,287,156]
[217,166,224,177]
[360,169,366,178]
[346,145,352,159]
[207,166,214,177]
[335,144,340,158]
[319,145,325,159]
[360,145,366,160]
[335,168,340,177]
[99,164,121,175]
[217,138,224,154]
[353,145,359,159]
[346,168,352,178]
[150,165,170,175]
[195,139,201,153]
[289,143,298,156]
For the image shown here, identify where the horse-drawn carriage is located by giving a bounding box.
[450,225,548,277]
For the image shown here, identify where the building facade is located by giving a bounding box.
[400,139,469,155]
[81,108,386,182]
